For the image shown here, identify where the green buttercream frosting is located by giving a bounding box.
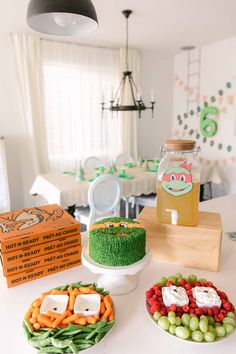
[89,217,146,266]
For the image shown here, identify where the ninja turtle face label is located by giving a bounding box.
[162,161,193,196]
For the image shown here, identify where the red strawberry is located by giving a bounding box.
[189,309,195,314]
[212,306,220,315]
[223,302,232,311]
[166,280,174,287]
[179,279,186,286]
[195,308,203,316]
[207,308,213,316]
[185,283,192,290]
[147,298,155,306]
[155,289,162,297]
[150,303,161,315]
[146,289,154,298]
[160,308,167,316]
[190,303,197,309]
[186,289,193,296]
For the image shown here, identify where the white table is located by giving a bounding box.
[0,195,236,353]
[29,167,157,208]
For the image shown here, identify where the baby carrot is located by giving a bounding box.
[32,298,42,307]
[24,307,33,320]
[103,295,112,309]
[46,310,60,319]
[86,316,97,324]
[51,289,68,295]
[109,309,115,321]
[33,323,41,330]
[100,301,105,315]
[29,317,37,324]
[74,317,87,325]
[40,291,51,300]
[67,286,73,294]
[37,314,54,328]
[32,307,40,318]
[73,288,83,296]
[62,314,80,324]
[68,293,76,311]
[52,311,67,328]
[101,307,112,321]
[79,287,90,294]
[106,294,113,305]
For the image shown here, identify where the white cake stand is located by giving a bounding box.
[82,244,151,295]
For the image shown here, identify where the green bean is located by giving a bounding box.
[95,332,105,343]
[51,337,73,348]
[96,324,114,333]
[29,337,52,348]
[24,319,33,334]
[60,284,69,291]
[73,339,95,345]
[73,333,88,339]
[76,343,92,350]
[30,330,52,341]
[60,329,81,336]
[38,346,64,353]
[85,328,98,340]
[69,342,78,354]
[23,323,32,340]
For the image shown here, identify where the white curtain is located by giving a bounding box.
[0,137,10,213]
[119,48,139,161]
[11,34,49,174]
[41,39,121,172]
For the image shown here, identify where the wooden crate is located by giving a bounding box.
[137,206,222,272]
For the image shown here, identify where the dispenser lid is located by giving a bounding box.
[165,139,196,151]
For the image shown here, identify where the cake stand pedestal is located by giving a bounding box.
[82,244,151,295]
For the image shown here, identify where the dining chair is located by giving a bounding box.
[115,153,135,166]
[134,193,157,217]
[74,174,122,230]
[83,156,103,171]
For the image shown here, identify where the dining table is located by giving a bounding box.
[29,164,158,213]
[0,194,236,353]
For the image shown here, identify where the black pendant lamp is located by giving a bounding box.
[27,0,98,36]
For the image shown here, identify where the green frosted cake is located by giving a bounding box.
[89,217,146,266]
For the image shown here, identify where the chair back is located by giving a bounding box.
[83,156,103,171]
[88,174,121,224]
[115,154,135,166]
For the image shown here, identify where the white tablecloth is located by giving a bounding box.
[0,195,236,353]
[30,167,157,208]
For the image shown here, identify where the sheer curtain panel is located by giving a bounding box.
[0,137,10,213]
[41,39,121,172]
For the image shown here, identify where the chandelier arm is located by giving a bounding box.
[113,76,125,103]
[128,76,138,106]
[118,76,127,105]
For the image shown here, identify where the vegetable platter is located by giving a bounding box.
[23,281,115,353]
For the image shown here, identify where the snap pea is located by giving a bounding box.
[60,284,69,291]
[23,323,32,340]
[28,337,52,348]
[76,343,92,350]
[87,319,107,329]
[38,346,64,353]
[73,339,95,345]
[30,330,53,341]
[60,329,81,336]
[51,337,73,348]
[69,342,78,354]
[72,333,88,339]
[33,331,48,336]
[95,332,105,343]
[24,319,33,334]
[85,328,98,340]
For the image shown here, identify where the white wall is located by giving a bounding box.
[138,52,174,159]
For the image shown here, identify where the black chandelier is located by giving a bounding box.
[26,0,98,36]
[101,10,155,118]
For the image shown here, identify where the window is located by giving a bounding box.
[41,40,121,172]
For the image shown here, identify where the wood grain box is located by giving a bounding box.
[137,206,222,272]
[0,204,80,253]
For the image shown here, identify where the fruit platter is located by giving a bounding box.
[23,281,115,353]
[146,274,235,343]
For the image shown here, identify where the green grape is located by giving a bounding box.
[168,316,176,325]
[198,278,207,283]
[214,322,221,327]
[190,314,198,319]
[153,311,161,321]
[223,323,235,335]
[227,312,236,319]
[175,326,190,340]
[199,319,208,333]
[175,317,182,326]
[169,324,176,335]
[200,315,208,325]
[158,316,170,331]
[168,276,177,284]
[208,325,216,337]
[168,311,176,318]
[182,314,190,326]
[215,326,226,338]
[189,317,199,331]
[223,317,236,327]
[188,274,197,282]
[159,277,168,286]
[175,273,183,280]
[192,330,204,342]
[204,331,215,342]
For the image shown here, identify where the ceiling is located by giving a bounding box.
[5,0,236,56]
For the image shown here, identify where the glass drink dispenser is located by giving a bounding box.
[157,140,201,226]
